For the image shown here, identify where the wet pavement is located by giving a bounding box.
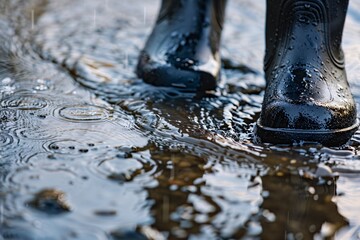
[1,0,360,239]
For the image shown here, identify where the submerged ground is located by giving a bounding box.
[1,0,360,239]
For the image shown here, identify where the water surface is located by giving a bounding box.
[1,0,360,239]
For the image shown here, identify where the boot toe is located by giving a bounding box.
[137,62,218,91]
[136,53,218,91]
[256,100,359,146]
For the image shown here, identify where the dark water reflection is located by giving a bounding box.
[1,0,360,239]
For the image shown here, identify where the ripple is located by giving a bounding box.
[56,105,110,122]
[0,109,19,122]
[1,94,49,110]
[43,127,147,151]
[93,153,158,186]
[44,140,97,155]
[0,132,15,148]
[18,127,57,141]
[0,130,32,165]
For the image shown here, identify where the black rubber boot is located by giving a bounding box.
[136,0,226,91]
[255,0,359,146]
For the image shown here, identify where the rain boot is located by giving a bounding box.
[255,0,359,146]
[136,0,226,91]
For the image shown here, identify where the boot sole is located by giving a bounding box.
[254,119,359,146]
[137,65,218,92]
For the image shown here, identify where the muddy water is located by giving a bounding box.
[1,0,360,239]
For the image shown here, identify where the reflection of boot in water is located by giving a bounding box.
[145,146,219,239]
[256,0,358,146]
[137,0,227,91]
[260,174,348,239]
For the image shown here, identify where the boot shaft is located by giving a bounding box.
[157,0,227,35]
[150,0,227,63]
[265,0,349,71]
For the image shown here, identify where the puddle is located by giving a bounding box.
[1,0,360,239]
